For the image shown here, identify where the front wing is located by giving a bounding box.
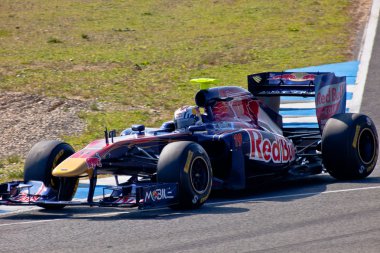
[0,180,179,210]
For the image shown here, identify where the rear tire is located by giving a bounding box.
[24,140,79,209]
[322,113,378,179]
[157,141,213,209]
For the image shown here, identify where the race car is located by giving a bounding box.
[0,72,378,210]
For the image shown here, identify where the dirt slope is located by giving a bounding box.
[0,92,89,159]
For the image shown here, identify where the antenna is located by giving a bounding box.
[104,127,109,145]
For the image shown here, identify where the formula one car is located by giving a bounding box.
[0,72,378,210]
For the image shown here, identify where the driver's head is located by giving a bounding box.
[174,106,202,129]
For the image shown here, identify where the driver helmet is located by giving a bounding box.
[174,106,202,129]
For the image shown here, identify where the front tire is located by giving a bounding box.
[322,113,378,179]
[24,140,79,209]
[157,141,213,209]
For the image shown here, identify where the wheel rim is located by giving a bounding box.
[190,157,210,194]
[357,128,376,165]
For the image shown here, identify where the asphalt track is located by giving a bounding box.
[2,174,380,252]
[2,6,380,253]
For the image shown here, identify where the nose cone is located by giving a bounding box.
[52,158,88,177]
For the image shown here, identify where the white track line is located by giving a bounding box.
[0,219,62,227]
[350,0,380,112]
[0,211,131,227]
[1,185,380,227]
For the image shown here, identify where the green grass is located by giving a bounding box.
[63,110,160,149]
[0,0,355,163]
[0,156,24,182]
[0,0,352,103]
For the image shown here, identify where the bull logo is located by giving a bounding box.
[86,153,102,169]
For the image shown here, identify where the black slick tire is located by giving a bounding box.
[322,113,378,179]
[24,140,79,209]
[157,141,213,209]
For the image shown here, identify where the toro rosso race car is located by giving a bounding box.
[0,72,378,210]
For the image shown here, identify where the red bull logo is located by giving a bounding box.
[86,153,102,169]
[315,76,346,130]
[302,74,316,80]
[271,73,316,82]
[316,83,345,109]
[245,130,295,163]
[271,74,297,80]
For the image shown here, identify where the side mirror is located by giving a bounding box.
[160,121,175,132]
[108,129,116,138]
[131,124,145,134]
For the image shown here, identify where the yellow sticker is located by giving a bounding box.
[367,161,375,172]
[352,125,361,148]
[200,190,211,204]
[52,149,65,168]
[183,151,194,174]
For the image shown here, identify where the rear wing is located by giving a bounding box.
[248,72,332,97]
[247,72,347,130]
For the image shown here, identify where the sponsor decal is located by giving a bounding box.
[252,75,262,83]
[200,191,211,204]
[86,153,102,169]
[212,91,259,127]
[144,188,174,202]
[271,73,297,80]
[352,125,361,149]
[302,74,316,80]
[315,83,345,109]
[245,129,295,163]
[183,151,194,174]
[270,73,316,82]
[315,74,346,130]
[52,149,65,168]
[192,195,199,204]
[368,160,376,172]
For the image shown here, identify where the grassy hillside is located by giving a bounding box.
[0,0,354,149]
